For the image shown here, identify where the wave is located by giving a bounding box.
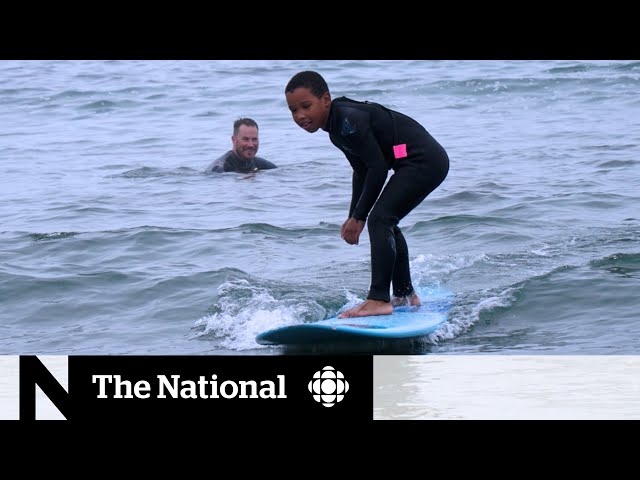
[29,231,79,242]
[589,252,640,279]
[596,159,639,168]
[429,74,640,97]
[193,276,337,351]
[613,61,640,71]
[9,222,343,250]
[411,214,530,234]
[436,190,508,203]
[50,89,104,99]
[546,64,591,74]
[114,166,200,178]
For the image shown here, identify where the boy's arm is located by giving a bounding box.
[349,128,388,222]
[346,160,366,218]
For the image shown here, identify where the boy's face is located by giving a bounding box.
[232,125,259,161]
[285,87,331,133]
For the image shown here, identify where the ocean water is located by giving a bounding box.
[1,60,639,355]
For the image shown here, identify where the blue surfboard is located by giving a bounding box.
[256,286,452,346]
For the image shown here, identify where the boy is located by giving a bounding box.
[285,71,449,318]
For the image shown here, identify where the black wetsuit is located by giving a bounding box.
[324,96,449,302]
[204,151,277,174]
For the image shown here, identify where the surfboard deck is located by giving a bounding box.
[256,286,452,346]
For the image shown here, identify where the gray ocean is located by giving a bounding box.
[2,60,639,355]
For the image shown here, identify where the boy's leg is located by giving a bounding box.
[366,167,433,302]
[391,226,414,297]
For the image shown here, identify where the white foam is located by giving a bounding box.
[194,280,327,350]
[429,286,519,344]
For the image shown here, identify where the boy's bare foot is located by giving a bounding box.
[390,293,422,307]
[338,299,393,318]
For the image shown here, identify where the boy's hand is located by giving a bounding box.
[341,217,365,245]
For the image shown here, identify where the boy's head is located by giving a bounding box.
[285,71,332,133]
[232,117,259,161]
[285,71,329,98]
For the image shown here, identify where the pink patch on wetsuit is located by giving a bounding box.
[393,144,407,159]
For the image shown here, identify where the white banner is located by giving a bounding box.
[374,355,640,420]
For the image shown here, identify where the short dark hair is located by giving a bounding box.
[233,118,258,136]
[285,71,329,98]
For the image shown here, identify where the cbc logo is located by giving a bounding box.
[308,366,349,407]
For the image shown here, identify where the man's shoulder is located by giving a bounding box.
[204,151,234,173]
[255,157,277,169]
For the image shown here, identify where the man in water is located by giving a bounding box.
[205,118,277,173]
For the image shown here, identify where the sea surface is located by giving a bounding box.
[2,60,639,355]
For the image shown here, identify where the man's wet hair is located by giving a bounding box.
[233,118,258,136]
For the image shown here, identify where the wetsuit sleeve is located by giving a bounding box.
[255,158,277,170]
[345,155,366,218]
[204,152,230,173]
[350,128,388,221]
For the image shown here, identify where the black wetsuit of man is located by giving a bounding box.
[204,151,277,173]
[324,96,449,302]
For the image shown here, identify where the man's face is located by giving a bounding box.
[232,125,259,161]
